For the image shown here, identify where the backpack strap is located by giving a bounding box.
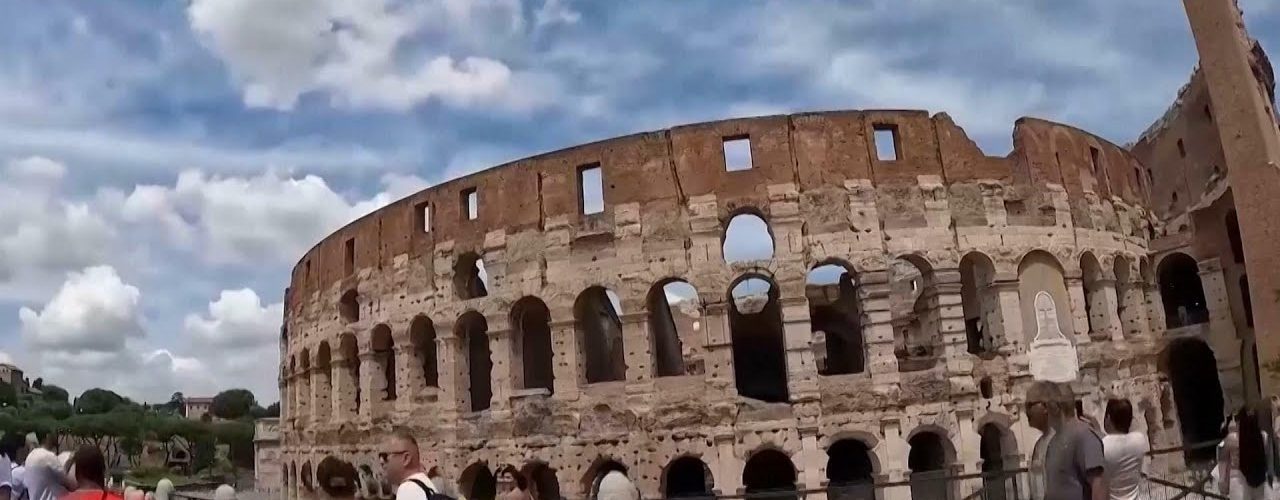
[409,478,435,497]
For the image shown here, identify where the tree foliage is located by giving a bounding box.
[0,384,16,408]
[210,389,256,420]
[74,388,126,414]
[40,385,69,404]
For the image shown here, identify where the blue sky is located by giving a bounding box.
[1,0,1277,404]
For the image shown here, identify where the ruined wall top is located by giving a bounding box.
[286,109,1150,310]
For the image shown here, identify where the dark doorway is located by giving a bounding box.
[729,276,789,403]
[512,297,555,393]
[462,463,497,500]
[742,450,796,500]
[1158,253,1209,328]
[522,462,561,500]
[827,440,875,500]
[908,432,951,500]
[1164,338,1225,462]
[460,313,493,412]
[664,456,713,499]
[979,424,1012,500]
[576,287,627,383]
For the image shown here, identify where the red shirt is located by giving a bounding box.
[61,490,125,500]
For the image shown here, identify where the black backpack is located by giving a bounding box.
[408,478,459,500]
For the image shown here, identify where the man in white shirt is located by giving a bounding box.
[381,432,436,500]
[22,433,75,500]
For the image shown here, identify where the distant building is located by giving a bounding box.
[0,363,30,395]
[184,397,214,420]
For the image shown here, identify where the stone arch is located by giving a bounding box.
[891,254,941,371]
[978,422,1016,500]
[371,324,396,401]
[1159,337,1224,462]
[1079,252,1107,336]
[410,315,439,388]
[457,312,493,412]
[959,251,998,355]
[575,286,626,384]
[1227,210,1244,263]
[723,211,775,264]
[314,342,332,421]
[663,455,714,498]
[1157,252,1208,328]
[728,274,789,403]
[454,252,489,299]
[301,461,314,492]
[338,332,360,414]
[511,296,555,393]
[826,439,877,500]
[339,289,359,323]
[807,261,864,375]
[647,278,702,377]
[520,461,561,500]
[582,457,629,500]
[460,462,497,500]
[742,448,796,498]
[907,428,954,500]
[1017,250,1074,343]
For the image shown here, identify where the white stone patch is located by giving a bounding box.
[1028,291,1079,383]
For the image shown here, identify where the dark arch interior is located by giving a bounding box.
[665,456,713,498]
[513,298,555,393]
[522,463,561,500]
[808,269,864,376]
[339,334,360,412]
[979,425,1011,500]
[461,314,493,412]
[372,325,396,400]
[742,450,796,497]
[979,377,993,399]
[729,277,789,403]
[1158,253,1209,328]
[454,253,489,299]
[1241,276,1253,328]
[1227,210,1244,263]
[1166,339,1224,462]
[908,432,951,500]
[301,462,314,491]
[463,464,498,500]
[648,280,694,377]
[411,316,439,388]
[339,289,359,323]
[575,287,626,383]
[827,439,874,500]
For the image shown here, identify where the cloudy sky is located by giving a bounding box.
[2,0,1278,405]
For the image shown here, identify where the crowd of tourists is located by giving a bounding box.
[1027,380,1280,500]
[0,430,125,499]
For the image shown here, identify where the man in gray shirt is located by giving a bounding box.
[1027,382,1106,500]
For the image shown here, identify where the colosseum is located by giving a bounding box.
[273,8,1278,500]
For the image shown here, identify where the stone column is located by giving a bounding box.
[702,303,738,400]
[358,351,379,421]
[621,312,654,388]
[780,296,820,402]
[991,278,1025,352]
[394,344,419,414]
[1117,276,1151,340]
[296,369,312,427]
[1096,277,1125,343]
[1144,282,1167,334]
[279,375,290,428]
[550,317,583,401]
[935,269,975,395]
[879,417,910,500]
[713,430,740,496]
[1200,258,1245,410]
[1065,277,1093,346]
[955,410,982,498]
[437,331,464,417]
[857,271,899,388]
[330,356,355,423]
[798,426,826,500]
[488,323,514,415]
[310,363,332,426]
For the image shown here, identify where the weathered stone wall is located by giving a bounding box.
[275,110,1170,500]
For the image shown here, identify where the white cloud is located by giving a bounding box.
[184,288,284,350]
[187,0,554,112]
[0,352,13,365]
[18,266,144,353]
[0,158,116,282]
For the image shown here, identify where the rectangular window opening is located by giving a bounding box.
[415,201,431,233]
[578,163,605,215]
[722,136,753,171]
[873,124,899,161]
[1089,146,1102,176]
[461,188,478,221]
[344,238,355,275]
[1176,139,1186,158]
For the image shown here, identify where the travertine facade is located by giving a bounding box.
[273,110,1204,500]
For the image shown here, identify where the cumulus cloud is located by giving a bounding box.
[19,266,144,353]
[185,288,284,350]
[187,0,561,112]
[0,157,115,283]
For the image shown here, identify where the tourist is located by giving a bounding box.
[1101,398,1149,500]
[62,445,123,500]
[380,432,437,500]
[428,466,463,500]
[1217,408,1276,499]
[495,465,533,500]
[23,432,75,500]
[594,463,639,500]
[316,456,359,500]
[0,433,28,500]
[1026,381,1106,500]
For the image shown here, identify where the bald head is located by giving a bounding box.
[382,431,423,483]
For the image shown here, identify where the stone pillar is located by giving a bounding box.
[991,278,1025,352]
[488,323,514,415]
[1097,278,1125,343]
[311,363,332,426]
[1117,276,1151,340]
[279,376,290,428]
[394,344,419,414]
[358,351,379,421]
[296,368,311,426]
[880,417,910,500]
[955,410,982,498]
[713,430,741,496]
[798,426,826,500]
[780,296,820,402]
[857,271,900,388]
[935,269,975,395]
[437,332,464,416]
[1144,282,1167,334]
[330,357,356,422]
[1065,277,1093,346]
[550,317,582,401]
[702,303,738,399]
[1200,258,1245,410]
[621,312,654,389]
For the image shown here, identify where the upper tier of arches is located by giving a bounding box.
[285,110,1153,312]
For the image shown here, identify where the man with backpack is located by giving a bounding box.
[382,432,451,500]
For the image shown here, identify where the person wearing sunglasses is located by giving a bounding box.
[381,432,438,500]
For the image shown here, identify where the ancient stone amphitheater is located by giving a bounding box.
[277,110,1188,500]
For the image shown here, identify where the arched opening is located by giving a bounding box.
[826,439,875,500]
[664,456,713,499]
[454,252,490,300]
[807,263,864,375]
[891,256,941,371]
[1158,253,1209,328]
[461,462,498,500]
[338,333,360,414]
[1162,338,1224,463]
[575,286,626,383]
[315,342,332,420]
[908,431,952,500]
[521,462,561,500]
[1018,251,1074,343]
[979,377,993,399]
[583,459,630,499]
[723,212,774,264]
[301,461,314,492]
[729,276,788,403]
[1241,276,1254,328]
[372,324,396,401]
[648,280,701,377]
[339,289,359,323]
[458,312,493,412]
[410,315,439,388]
[1080,252,1107,336]
[959,252,997,355]
[742,449,796,500]
[979,424,1014,500]
[1227,210,1244,263]
[511,297,555,393]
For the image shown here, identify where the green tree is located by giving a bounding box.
[265,401,280,417]
[74,388,125,414]
[31,378,42,390]
[0,384,16,408]
[30,400,72,420]
[210,389,256,420]
[40,385,69,404]
[212,421,255,469]
[169,392,186,416]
